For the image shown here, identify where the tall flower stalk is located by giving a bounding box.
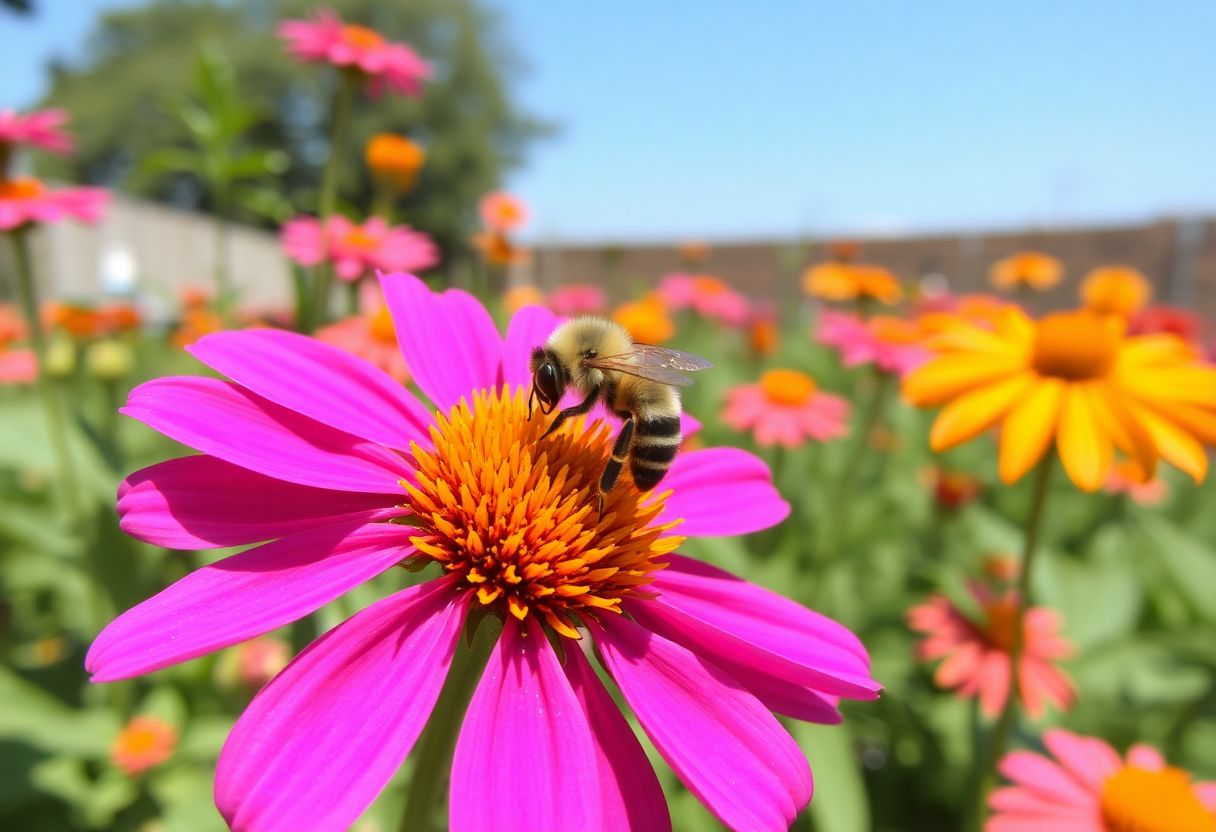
[310,71,359,329]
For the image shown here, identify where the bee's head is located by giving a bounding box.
[529,347,564,416]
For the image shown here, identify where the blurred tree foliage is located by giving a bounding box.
[35,0,551,270]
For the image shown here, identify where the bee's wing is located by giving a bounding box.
[584,345,713,387]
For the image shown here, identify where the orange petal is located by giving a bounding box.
[903,353,1025,407]
[1126,402,1209,483]
[1056,384,1113,492]
[1088,382,1158,480]
[998,378,1064,484]
[929,372,1036,452]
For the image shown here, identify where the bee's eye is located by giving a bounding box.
[536,362,561,406]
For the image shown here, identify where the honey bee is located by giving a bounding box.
[529,317,712,517]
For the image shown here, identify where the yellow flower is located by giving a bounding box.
[612,294,674,344]
[903,307,1216,490]
[802,263,902,304]
[1081,266,1151,317]
[990,252,1063,291]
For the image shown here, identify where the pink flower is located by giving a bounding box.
[89,272,880,831]
[276,9,430,97]
[658,273,751,327]
[724,369,850,448]
[547,283,606,316]
[478,190,527,232]
[0,348,36,384]
[0,109,73,156]
[908,582,1075,719]
[0,177,107,231]
[1104,458,1168,505]
[816,310,931,377]
[281,215,438,282]
[988,728,1216,831]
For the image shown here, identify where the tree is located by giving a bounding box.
[36,0,551,272]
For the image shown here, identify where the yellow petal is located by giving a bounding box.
[1126,402,1209,483]
[929,372,1035,452]
[1118,334,1194,367]
[998,378,1064,484]
[1057,384,1113,492]
[1087,382,1158,480]
[1118,366,1216,406]
[903,353,1025,407]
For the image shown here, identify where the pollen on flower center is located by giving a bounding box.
[403,388,685,639]
[343,228,378,250]
[981,598,1019,652]
[341,24,385,50]
[0,176,46,201]
[761,369,817,407]
[1099,766,1216,832]
[1032,311,1119,380]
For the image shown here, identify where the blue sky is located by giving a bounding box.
[5,1,1215,242]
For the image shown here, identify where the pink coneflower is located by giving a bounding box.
[478,190,527,232]
[89,272,880,831]
[0,176,107,231]
[988,728,1216,832]
[817,310,931,377]
[0,109,73,156]
[908,582,1074,719]
[548,283,606,316]
[658,273,751,327]
[724,369,850,448]
[315,289,410,382]
[276,9,430,97]
[281,215,438,282]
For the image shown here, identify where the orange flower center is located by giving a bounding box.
[0,176,46,201]
[981,598,1020,652]
[404,388,683,639]
[368,305,397,344]
[1032,311,1119,380]
[343,228,379,251]
[760,369,817,407]
[694,275,729,296]
[341,24,385,50]
[1100,766,1216,832]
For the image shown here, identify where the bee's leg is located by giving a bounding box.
[597,417,634,520]
[540,387,599,440]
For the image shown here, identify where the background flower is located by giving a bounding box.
[0,108,74,156]
[277,8,430,97]
[724,369,850,448]
[281,215,438,281]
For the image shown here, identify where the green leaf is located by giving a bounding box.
[1135,511,1216,623]
[792,722,869,832]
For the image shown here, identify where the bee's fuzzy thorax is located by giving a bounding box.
[546,317,633,395]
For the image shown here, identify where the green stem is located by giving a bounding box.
[821,368,892,558]
[310,71,358,331]
[213,213,233,319]
[968,457,1053,830]
[346,278,361,316]
[398,615,499,832]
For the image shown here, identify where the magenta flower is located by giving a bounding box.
[0,176,107,231]
[816,310,931,377]
[723,369,851,448]
[89,272,880,831]
[0,108,74,156]
[547,282,607,316]
[281,215,438,282]
[276,9,430,97]
[658,272,751,327]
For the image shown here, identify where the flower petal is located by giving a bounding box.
[118,455,402,549]
[1057,383,1113,492]
[87,522,415,682]
[998,378,1063,484]
[450,617,602,832]
[654,448,789,537]
[188,328,432,451]
[216,578,467,832]
[902,353,1025,407]
[929,372,1036,452]
[590,614,812,832]
[380,271,502,410]
[501,305,561,391]
[121,376,409,493]
[1041,729,1119,793]
[564,646,671,831]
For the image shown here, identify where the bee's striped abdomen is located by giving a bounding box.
[629,415,681,491]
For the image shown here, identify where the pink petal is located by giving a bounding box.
[450,617,602,832]
[216,578,467,832]
[654,448,790,537]
[1195,782,1216,811]
[501,304,561,390]
[591,615,812,832]
[999,751,1097,806]
[118,455,402,549]
[121,376,409,493]
[380,272,502,410]
[987,818,1104,832]
[564,646,671,831]
[1041,730,1119,793]
[1125,744,1164,770]
[989,786,1097,818]
[87,521,414,682]
[649,554,878,698]
[188,329,431,451]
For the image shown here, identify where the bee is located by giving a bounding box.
[529,317,712,517]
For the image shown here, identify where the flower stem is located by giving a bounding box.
[821,367,892,558]
[398,613,499,832]
[968,457,1053,830]
[310,70,358,331]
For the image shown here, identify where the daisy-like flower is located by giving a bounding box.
[657,273,750,327]
[0,108,74,157]
[478,190,527,233]
[0,176,107,231]
[817,310,931,377]
[802,263,902,305]
[316,296,410,383]
[908,582,1075,719]
[281,215,438,282]
[277,9,430,97]
[90,273,880,832]
[110,715,177,777]
[1081,266,1152,318]
[724,369,850,448]
[905,306,1216,490]
[365,133,425,192]
[612,293,675,344]
[988,728,1216,832]
[989,252,1063,292]
[548,283,607,317]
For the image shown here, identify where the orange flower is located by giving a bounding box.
[110,715,177,776]
[678,239,710,266]
[612,294,674,344]
[365,133,425,192]
[990,252,1063,291]
[802,263,902,305]
[503,284,546,313]
[904,307,1216,490]
[1082,266,1152,317]
[473,231,527,267]
[172,307,224,349]
[43,301,102,338]
[478,191,527,233]
[749,319,779,356]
